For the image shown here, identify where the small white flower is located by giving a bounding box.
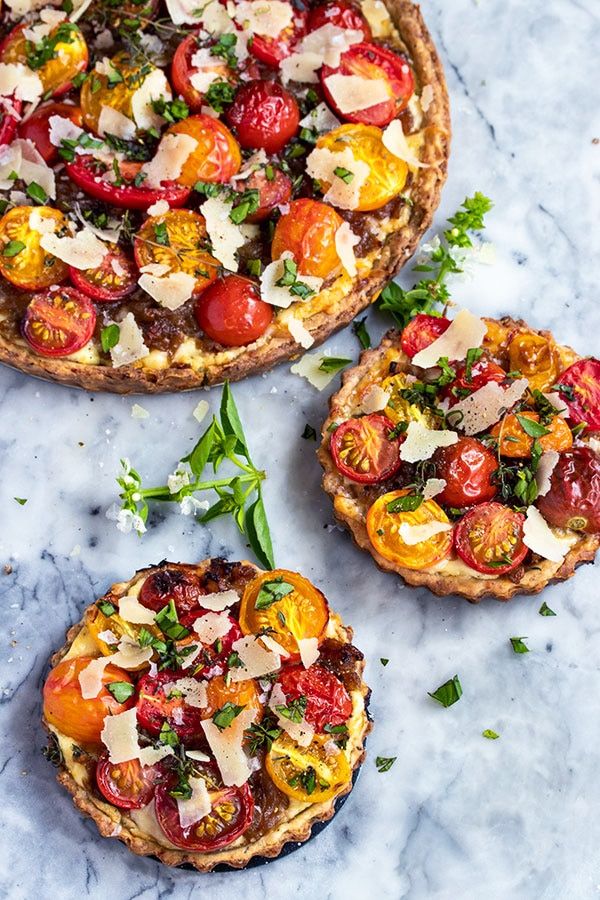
[105,502,121,522]
[179,496,210,516]
[132,514,147,535]
[115,508,135,533]
[168,464,191,495]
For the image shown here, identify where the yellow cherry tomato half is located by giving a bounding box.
[266,733,351,803]
[239,569,329,655]
[508,331,561,392]
[366,489,452,569]
[270,198,344,279]
[133,209,219,294]
[0,206,70,290]
[380,373,439,428]
[86,604,162,658]
[165,115,241,186]
[315,123,408,212]
[80,52,152,134]
[1,22,88,97]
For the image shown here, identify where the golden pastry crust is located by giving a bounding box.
[0,0,450,393]
[318,318,600,602]
[44,559,371,870]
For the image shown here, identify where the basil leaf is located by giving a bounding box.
[510,636,529,654]
[380,657,389,666]
[107,681,135,703]
[275,695,307,724]
[255,576,294,609]
[213,702,245,730]
[539,601,556,617]
[375,756,396,773]
[302,424,317,441]
[159,721,179,747]
[101,324,120,352]
[428,675,463,707]
[387,493,423,513]
[3,240,25,257]
[220,381,247,457]
[97,600,116,616]
[318,357,352,374]
[187,418,216,477]
[516,414,550,438]
[352,316,371,349]
[154,599,190,641]
[14,497,27,505]
[245,494,275,569]
[482,729,500,740]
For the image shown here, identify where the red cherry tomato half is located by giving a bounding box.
[226,80,299,154]
[18,102,82,163]
[155,765,254,851]
[307,1,372,40]
[278,665,352,732]
[23,287,96,358]
[194,275,273,347]
[250,6,308,67]
[321,42,414,127]
[433,437,498,509]
[136,670,207,743]
[0,96,22,146]
[453,501,528,575]
[330,413,402,484]
[537,447,600,534]
[139,567,206,617]
[96,753,166,810]
[65,155,192,211]
[178,609,243,679]
[445,356,507,405]
[555,359,600,430]
[69,244,138,302]
[400,314,451,359]
[171,34,223,112]
[231,165,292,223]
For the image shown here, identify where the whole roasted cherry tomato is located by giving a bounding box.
[194,275,272,347]
[166,115,241,185]
[271,198,344,279]
[537,447,600,533]
[490,411,573,458]
[453,501,528,575]
[171,34,235,112]
[69,244,138,302]
[43,656,135,745]
[307,1,372,40]
[202,673,263,721]
[136,670,206,743]
[401,314,451,359]
[366,489,452,569]
[321,42,414,127]
[330,413,402,484]
[555,359,600,430]
[23,287,96,358]
[508,331,560,393]
[65,155,191,211]
[155,763,254,850]
[278,665,352,732]
[18,102,82,163]
[96,754,165,810]
[134,209,219,294]
[1,22,88,97]
[80,52,152,134]
[177,611,243,680]
[0,96,22,146]
[0,205,70,290]
[445,356,507,404]
[266,733,350,803]
[226,80,299,154]
[138,567,206,616]
[250,4,308,67]
[433,437,498,508]
[232,164,292,222]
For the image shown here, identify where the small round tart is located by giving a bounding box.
[42,558,370,869]
[0,0,449,393]
[318,312,600,602]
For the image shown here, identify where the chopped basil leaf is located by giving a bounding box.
[26,182,48,205]
[246,258,262,277]
[516,414,550,438]
[154,599,190,641]
[14,497,27,505]
[302,424,317,441]
[352,316,371,349]
[509,636,529,654]
[375,756,396,773]
[464,347,484,381]
[159,721,179,747]
[333,166,354,183]
[213,701,245,730]
[318,356,352,374]
[107,681,135,703]
[97,600,117,616]
[539,601,556,617]
[387,493,423,513]
[3,240,25,258]
[482,729,500,740]
[380,657,389,666]
[101,324,120,353]
[428,674,463,707]
[255,577,294,609]
[245,718,282,754]
[275,695,307,724]
[154,222,170,246]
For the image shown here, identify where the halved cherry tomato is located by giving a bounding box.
[80,52,150,134]
[0,206,70,290]
[177,611,243,680]
[155,763,254,850]
[321,42,414,127]
[166,115,241,186]
[315,123,408,211]
[433,437,498,508]
[136,670,206,743]
[307,1,372,40]
[138,567,206,616]
[1,23,88,97]
[43,656,135,746]
[380,372,439,428]
[65,155,191,210]
[366,489,452,569]
[134,209,219,294]
[18,102,82,163]
[555,359,600,430]
[250,5,308,67]
[96,753,165,809]
[490,411,573,458]
[171,34,235,112]
[0,96,22,146]
[69,244,138,302]
[330,413,402,484]
[23,287,96,358]
[482,318,516,363]
[202,674,263,721]
[239,569,329,655]
[266,733,350,803]
[226,80,299,154]
[537,447,600,534]
[271,198,344,279]
[278,665,352,732]
[231,165,292,223]
[194,275,272,347]
[508,331,561,393]
[444,356,507,404]
[453,501,528,575]
[87,603,162,657]
[401,314,451,359]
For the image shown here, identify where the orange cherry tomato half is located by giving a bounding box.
[134,209,219,294]
[202,674,263,721]
[453,501,528,575]
[508,331,561,393]
[1,23,88,97]
[433,436,498,508]
[490,411,573,458]
[266,732,350,803]
[330,413,403,484]
[165,115,241,186]
[400,314,451,358]
[231,164,292,223]
[271,198,344,279]
[555,359,600,430]
[80,52,148,134]
[366,489,452,569]
[96,753,166,810]
[307,1,372,40]
[226,79,299,154]
[65,154,191,210]
[18,102,82,163]
[0,205,70,290]
[43,656,135,746]
[69,244,138,302]
[0,95,22,146]
[321,42,414,127]
[171,34,235,112]
[23,287,96,357]
[239,569,329,655]
[250,5,308,67]
[278,665,352,732]
[194,275,272,347]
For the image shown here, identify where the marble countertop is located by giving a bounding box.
[1,0,599,898]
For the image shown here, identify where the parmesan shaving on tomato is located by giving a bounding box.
[118,594,157,625]
[165,677,208,709]
[228,635,282,682]
[200,197,257,272]
[287,315,314,349]
[78,657,111,700]
[3,138,56,199]
[400,421,458,463]
[98,105,135,139]
[280,51,322,84]
[109,312,150,367]
[189,48,227,93]
[192,611,233,644]
[147,199,170,217]
[299,102,340,134]
[101,707,174,766]
[201,708,257,786]
[398,520,452,546]
[535,450,559,497]
[382,118,428,168]
[522,506,566,562]
[198,589,239,611]
[290,350,341,390]
[97,629,119,645]
[141,133,198,189]
[542,392,568,418]
[306,145,369,210]
[260,252,323,308]
[233,0,292,37]
[324,73,390,114]
[40,229,108,270]
[335,221,359,277]
[186,749,211,762]
[28,207,58,235]
[361,0,392,36]
[177,776,212,829]
[281,25,362,83]
[359,383,391,414]
[268,684,314,747]
[260,635,290,658]
[448,379,529,436]
[422,478,447,500]
[0,62,43,104]
[297,637,319,669]
[138,270,197,310]
[411,309,487,368]
[78,641,152,699]
[131,68,172,131]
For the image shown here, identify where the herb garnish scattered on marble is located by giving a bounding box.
[428,674,463,707]
[509,636,530,654]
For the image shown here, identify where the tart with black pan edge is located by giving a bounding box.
[42,558,370,869]
[318,311,600,602]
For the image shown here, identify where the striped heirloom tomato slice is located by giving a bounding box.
[1,22,88,97]
[96,754,165,810]
[271,198,345,279]
[134,209,219,294]
[165,115,241,185]
[555,359,600,430]
[330,413,402,484]
[266,733,351,803]
[453,502,528,575]
[69,244,138,302]
[366,489,452,569]
[0,206,70,290]
[23,287,96,357]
